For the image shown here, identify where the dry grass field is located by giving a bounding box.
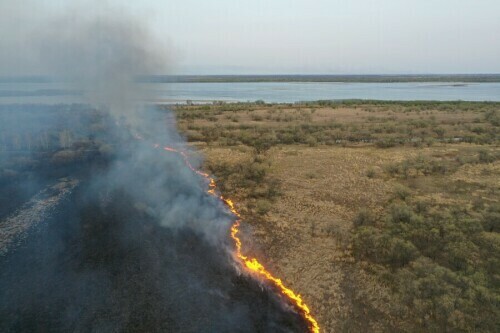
[170,101,499,332]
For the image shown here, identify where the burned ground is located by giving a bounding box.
[0,186,307,332]
[0,105,310,333]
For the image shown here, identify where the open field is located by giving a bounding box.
[172,101,500,332]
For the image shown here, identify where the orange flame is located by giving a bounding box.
[226,202,320,333]
[155,142,319,333]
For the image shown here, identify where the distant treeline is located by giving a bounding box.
[139,74,500,83]
[2,74,500,84]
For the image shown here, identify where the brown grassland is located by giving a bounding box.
[169,101,499,333]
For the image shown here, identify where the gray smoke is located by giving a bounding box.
[35,11,168,127]
[31,6,229,238]
[0,4,308,332]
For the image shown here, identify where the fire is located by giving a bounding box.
[158,143,320,333]
[227,203,320,333]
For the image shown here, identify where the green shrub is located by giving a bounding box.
[251,114,264,121]
[386,237,419,267]
[255,199,272,215]
[478,149,495,163]
[393,184,412,201]
[376,139,397,148]
[353,208,376,228]
[306,135,317,147]
[389,203,418,224]
[481,204,500,232]
[366,168,376,178]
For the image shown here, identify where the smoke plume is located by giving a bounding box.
[0,4,308,332]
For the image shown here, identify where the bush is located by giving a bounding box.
[306,135,317,147]
[376,139,397,148]
[384,163,400,176]
[353,227,418,267]
[482,204,500,232]
[353,208,376,228]
[389,203,418,224]
[352,226,381,260]
[366,168,376,178]
[478,149,495,163]
[386,237,419,267]
[255,199,272,215]
[251,114,264,121]
[393,184,412,201]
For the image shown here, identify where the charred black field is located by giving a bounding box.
[0,104,309,332]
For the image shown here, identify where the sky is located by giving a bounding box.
[1,0,499,75]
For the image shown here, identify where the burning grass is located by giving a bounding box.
[157,143,320,332]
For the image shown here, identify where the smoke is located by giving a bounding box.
[31,6,234,241]
[34,9,169,127]
[0,3,309,332]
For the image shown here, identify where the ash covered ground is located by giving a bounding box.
[0,104,309,333]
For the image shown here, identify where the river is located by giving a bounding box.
[1,81,499,104]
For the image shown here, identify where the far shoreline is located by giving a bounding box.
[139,74,500,83]
[2,74,500,84]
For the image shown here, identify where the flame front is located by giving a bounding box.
[159,144,320,333]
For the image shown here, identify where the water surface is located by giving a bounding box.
[1,81,499,104]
